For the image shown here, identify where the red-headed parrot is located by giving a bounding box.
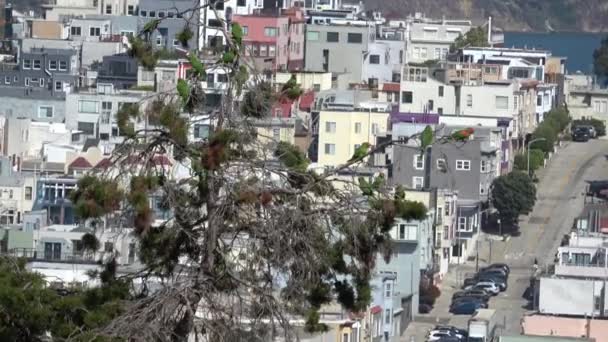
[451,127,475,142]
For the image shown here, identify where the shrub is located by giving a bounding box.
[513,149,545,172]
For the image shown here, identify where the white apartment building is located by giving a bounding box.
[406,15,472,63]
[567,86,608,128]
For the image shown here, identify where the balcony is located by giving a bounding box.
[5,248,97,265]
[445,63,502,84]
[554,262,608,278]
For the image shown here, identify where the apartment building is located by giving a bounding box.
[275,71,332,92]
[406,15,472,63]
[234,7,305,72]
[391,125,503,261]
[309,90,390,167]
[361,26,406,84]
[65,83,152,143]
[0,157,36,225]
[304,21,374,85]
[568,86,608,128]
[138,0,199,51]
[96,53,139,89]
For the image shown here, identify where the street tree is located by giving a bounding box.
[0,17,454,342]
[491,172,537,227]
[593,36,608,85]
[450,26,489,51]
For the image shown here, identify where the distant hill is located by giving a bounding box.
[356,0,608,32]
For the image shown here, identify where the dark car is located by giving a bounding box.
[452,296,488,307]
[434,325,468,338]
[484,263,510,275]
[573,127,591,142]
[419,303,432,314]
[455,289,491,301]
[479,269,508,279]
[450,300,487,314]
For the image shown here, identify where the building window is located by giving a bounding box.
[385,282,392,297]
[242,26,248,36]
[438,107,443,115]
[156,36,163,46]
[127,5,135,15]
[496,96,509,109]
[89,27,101,36]
[466,94,473,107]
[33,60,41,70]
[369,54,380,64]
[421,47,428,59]
[148,11,156,18]
[79,100,99,113]
[54,81,62,91]
[324,143,335,155]
[436,158,446,170]
[217,74,228,83]
[105,4,112,14]
[354,122,361,134]
[435,47,441,59]
[385,309,391,324]
[49,60,57,70]
[325,121,336,133]
[237,0,246,5]
[101,101,112,114]
[104,242,114,253]
[480,183,486,195]
[140,10,147,17]
[537,95,542,106]
[480,160,489,173]
[456,160,471,171]
[25,78,30,86]
[268,45,276,57]
[438,86,444,97]
[158,11,165,18]
[347,33,362,43]
[23,59,31,69]
[172,38,180,46]
[327,31,339,42]
[414,155,424,170]
[402,91,413,104]
[272,128,280,141]
[413,176,424,189]
[70,26,82,36]
[372,123,379,134]
[38,106,54,118]
[40,78,45,87]
[458,216,468,231]
[307,31,319,41]
[260,44,268,57]
[25,186,32,200]
[59,61,67,71]
[264,27,277,37]
[13,76,18,83]
[3,76,8,85]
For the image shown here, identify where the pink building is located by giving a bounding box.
[522,315,608,342]
[234,7,304,72]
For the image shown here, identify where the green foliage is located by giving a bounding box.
[241,81,274,118]
[513,149,545,172]
[532,106,570,153]
[491,172,537,226]
[71,176,123,219]
[281,74,304,100]
[81,232,100,251]
[176,26,194,48]
[143,19,161,34]
[451,26,488,51]
[222,51,235,64]
[594,36,608,85]
[116,102,139,137]
[573,117,606,136]
[275,142,310,173]
[177,78,190,103]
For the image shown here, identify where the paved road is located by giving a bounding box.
[402,139,608,341]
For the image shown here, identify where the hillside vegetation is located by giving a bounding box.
[358,0,608,32]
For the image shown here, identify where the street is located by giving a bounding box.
[403,139,608,341]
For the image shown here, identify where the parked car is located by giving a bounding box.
[428,328,466,340]
[462,277,478,288]
[428,330,456,341]
[435,337,462,342]
[470,282,500,295]
[479,269,508,279]
[575,125,597,138]
[484,263,510,275]
[452,296,488,306]
[453,289,491,301]
[434,325,468,338]
[450,300,487,314]
[573,127,591,142]
[477,275,507,291]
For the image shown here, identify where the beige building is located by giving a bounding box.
[567,86,608,128]
[30,20,64,39]
[275,71,333,92]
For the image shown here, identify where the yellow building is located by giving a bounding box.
[316,108,389,167]
[254,117,296,146]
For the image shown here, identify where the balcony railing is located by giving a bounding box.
[5,248,98,264]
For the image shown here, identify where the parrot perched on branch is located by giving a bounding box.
[420,125,434,155]
[176,79,190,103]
[451,127,475,142]
[349,142,371,162]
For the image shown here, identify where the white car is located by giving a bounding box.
[471,282,500,295]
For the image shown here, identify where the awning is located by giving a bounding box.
[370,305,382,314]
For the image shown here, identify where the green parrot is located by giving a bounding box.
[372,173,385,190]
[176,79,190,103]
[143,19,161,34]
[358,177,374,196]
[420,125,434,155]
[231,23,244,46]
[188,53,205,77]
[349,142,371,162]
[222,51,235,64]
